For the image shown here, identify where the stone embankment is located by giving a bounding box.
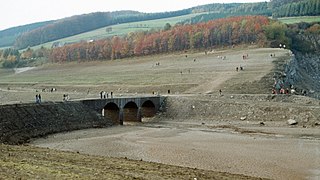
[161,94,320,127]
[0,102,112,144]
[284,34,320,99]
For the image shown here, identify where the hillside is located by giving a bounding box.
[29,12,206,50]
[0,21,53,48]
[0,0,317,50]
[13,10,191,49]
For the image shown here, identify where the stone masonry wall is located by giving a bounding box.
[0,102,112,145]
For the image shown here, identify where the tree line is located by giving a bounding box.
[48,16,270,63]
[1,16,319,68]
[271,0,320,17]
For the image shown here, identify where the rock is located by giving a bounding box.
[315,122,320,126]
[287,119,298,125]
[240,116,247,121]
[259,122,265,126]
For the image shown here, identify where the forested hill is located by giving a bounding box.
[181,0,320,24]
[13,10,191,50]
[11,2,272,50]
[270,0,320,17]
[0,21,53,48]
[1,0,320,49]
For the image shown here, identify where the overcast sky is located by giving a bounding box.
[1,0,268,30]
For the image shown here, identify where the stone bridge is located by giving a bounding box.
[81,96,165,125]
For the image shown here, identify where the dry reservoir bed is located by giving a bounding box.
[31,122,320,180]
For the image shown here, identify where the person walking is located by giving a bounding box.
[35,94,39,103]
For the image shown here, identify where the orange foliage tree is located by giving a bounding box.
[49,15,270,63]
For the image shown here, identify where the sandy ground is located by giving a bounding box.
[31,122,320,180]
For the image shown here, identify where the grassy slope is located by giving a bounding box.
[30,13,205,50]
[278,16,320,24]
[29,15,319,50]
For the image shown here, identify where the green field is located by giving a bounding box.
[31,13,206,50]
[278,16,320,24]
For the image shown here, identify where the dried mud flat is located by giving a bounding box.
[31,121,320,180]
[1,47,320,179]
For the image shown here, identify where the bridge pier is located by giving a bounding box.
[119,108,124,125]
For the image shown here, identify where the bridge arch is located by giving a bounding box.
[104,102,120,125]
[123,101,140,123]
[141,100,156,118]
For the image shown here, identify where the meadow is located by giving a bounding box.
[278,16,320,24]
[30,13,206,49]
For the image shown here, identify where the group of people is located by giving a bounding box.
[63,94,70,101]
[34,89,117,103]
[236,66,244,71]
[100,91,113,99]
[272,88,290,94]
[35,94,41,103]
[217,55,227,60]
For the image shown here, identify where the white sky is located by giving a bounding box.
[1,0,267,30]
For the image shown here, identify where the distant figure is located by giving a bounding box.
[219,89,222,96]
[193,58,196,62]
[102,91,106,99]
[38,94,41,103]
[35,94,39,103]
[111,92,113,98]
[63,94,70,101]
[50,88,56,92]
[236,67,239,71]
[272,89,277,94]
[100,91,103,99]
